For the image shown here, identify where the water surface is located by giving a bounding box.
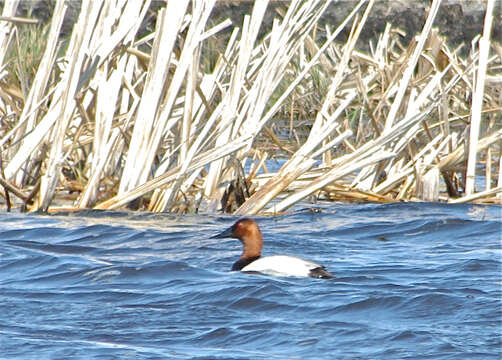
[0,202,500,359]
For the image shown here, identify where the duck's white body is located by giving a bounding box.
[241,255,324,278]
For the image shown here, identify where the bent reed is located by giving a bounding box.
[0,0,500,214]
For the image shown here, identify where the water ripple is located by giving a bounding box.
[0,203,500,359]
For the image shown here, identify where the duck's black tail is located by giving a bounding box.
[309,266,334,279]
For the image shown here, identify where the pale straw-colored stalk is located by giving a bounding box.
[95,134,253,210]
[0,0,18,65]
[497,154,502,199]
[234,0,371,215]
[383,0,441,131]
[145,0,218,212]
[263,102,436,214]
[485,148,492,191]
[204,0,269,203]
[39,1,103,211]
[465,0,495,195]
[119,2,190,194]
[449,186,502,204]
[2,1,66,180]
[9,0,67,186]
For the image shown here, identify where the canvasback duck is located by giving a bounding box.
[211,218,333,279]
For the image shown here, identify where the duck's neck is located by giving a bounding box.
[233,226,262,271]
[241,234,262,259]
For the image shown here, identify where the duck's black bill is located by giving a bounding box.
[211,227,233,239]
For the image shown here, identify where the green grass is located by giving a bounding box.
[4,23,50,97]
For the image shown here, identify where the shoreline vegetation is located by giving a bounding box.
[0,0,501,214]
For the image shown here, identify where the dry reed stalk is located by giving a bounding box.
[449,186,502,204]
[465,0,495,196]
[415,157,440,201]
[148,97,222,212]
[0,15,38,24]
[324,183,394,203]
[77,0,148,208]
[8,0,66,187]
[264,149,397,215]
[373,133,446,194]
[144,23,238,211]
[247,150,268,183]
[204,0,270,208]
[210,1,329,202]
[320,0,374,165]
[119,1,190,194]
[233,87,357,216]
[0,0,18,65]
[148,26,237,211]
[262,103,437,214]
[143,0,218,212]
[234,1,372,215]
[235,125,352,215]
[0,172,28,201]
[202,1,266,201]
[39,1,103,211]
[206,0,332,211]
[440,88,450,149]
[485,148,492,191]
[396,175,414,201]
[355,56,453,192]
[439,129,502,171]
[360,30,451,188]
[497,154,502,199]
[257,0,369,131]
[384,0,441,131]
[3,92,59,180]
[95,134,253,210]
[37,0,149,210]
[77,60,125,208]
[149,14,236,212]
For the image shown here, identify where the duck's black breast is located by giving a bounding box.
[231,256,260,271]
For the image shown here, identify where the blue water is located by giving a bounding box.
[0,202,500,359]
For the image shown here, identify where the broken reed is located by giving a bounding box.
[0,0,500,215]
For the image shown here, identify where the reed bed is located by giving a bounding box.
[0,0,500,214]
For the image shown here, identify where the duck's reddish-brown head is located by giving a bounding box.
[211,218,263,258]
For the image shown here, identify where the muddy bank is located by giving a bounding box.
[212,1,500,52]
[8,1,501,52]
